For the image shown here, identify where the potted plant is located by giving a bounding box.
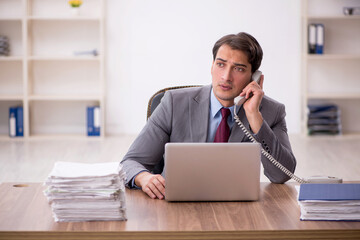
[68,0,83,16]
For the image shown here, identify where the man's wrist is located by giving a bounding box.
[129,170,147,189]
[247,111,263,134]
[134,171,151,188]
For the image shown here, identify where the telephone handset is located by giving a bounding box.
[234,70,262,106]
[233,70,342,184]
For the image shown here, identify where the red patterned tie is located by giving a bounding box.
[214,108,231,142]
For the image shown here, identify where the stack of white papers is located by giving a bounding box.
[296,184,360,221]
[298,200,360,221]
[44,162,127,222]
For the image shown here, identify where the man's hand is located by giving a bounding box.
[239,74,265,134]
[135,172,165,199]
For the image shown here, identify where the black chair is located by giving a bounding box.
[146,85,202,120]
[146,85,202,174]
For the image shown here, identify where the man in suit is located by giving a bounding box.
[121,32,296,199]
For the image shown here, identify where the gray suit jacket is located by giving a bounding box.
[121,85,296,187]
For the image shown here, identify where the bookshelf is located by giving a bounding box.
[0,0,105,139]
[302,0,360,136]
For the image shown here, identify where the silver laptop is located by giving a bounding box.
[164,142,261,201]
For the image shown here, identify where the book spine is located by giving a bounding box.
[87,107,94,136]
[308,24,316,54]
[93,106,100,136]
[9,107,17,137]
[16,107,24,137]
[315,24,324,54]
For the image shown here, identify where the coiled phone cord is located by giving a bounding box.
[233,107,308,184]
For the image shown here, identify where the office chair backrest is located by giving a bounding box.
[146,85,202,174]
[146,85,202,120]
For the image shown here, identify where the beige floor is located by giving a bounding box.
[0,134,359,184]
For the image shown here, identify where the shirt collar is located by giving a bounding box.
[210,88,235,119]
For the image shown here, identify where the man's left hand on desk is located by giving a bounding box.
[135,171,166,199]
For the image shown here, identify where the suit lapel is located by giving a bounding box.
[190,85,211,142]
[188,85,264,143]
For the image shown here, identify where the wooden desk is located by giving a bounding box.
[0,182,359,240]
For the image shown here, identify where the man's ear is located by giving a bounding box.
[210,61,214,75]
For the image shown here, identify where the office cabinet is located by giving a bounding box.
[302,0,360,136]
[0,0,105,139]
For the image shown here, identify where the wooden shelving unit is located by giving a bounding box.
[0,0,105,139]
[302,0,360,137]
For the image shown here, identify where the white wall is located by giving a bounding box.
[106,0,302,135]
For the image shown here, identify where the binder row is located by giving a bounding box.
[8,106,100,137]
[308,23,324,54]
[307,104,341,135]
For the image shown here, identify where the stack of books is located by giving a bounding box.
[307,104,341,135]
[44,162,127,222]
[297,183,360,221]
[0,36,10,56]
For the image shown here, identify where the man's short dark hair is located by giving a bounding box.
[212,32,263,73]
